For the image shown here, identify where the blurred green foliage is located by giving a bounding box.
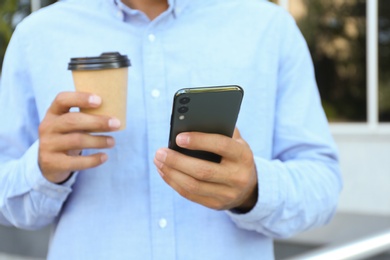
[0,0,19,72]
[294,0,368,122]
[378,0,390,121]
[294,0,390,122]
[1,0,389,121]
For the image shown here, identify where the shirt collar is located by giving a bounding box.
[110,0,190,21]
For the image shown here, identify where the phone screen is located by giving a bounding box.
[168,85,244,163]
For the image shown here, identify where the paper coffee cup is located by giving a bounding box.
[68,52,131,130]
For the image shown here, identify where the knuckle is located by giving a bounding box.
[69,133,84,148]
[236,140,254,162]
[197,165,214,181]
[39,137,52,150]
[38,123,45,135]
[177,187,191,200]
[54,92,67,106]
[215,138,230,154]
[209,200,225,211]
[241,148,254,165]
[222,190,238,202]
[91,116,109,131]
[38,120,51,136]
[63,113,79,128]
[38,152,51,167]
[183,179,200,194]
[232,173,249,189]
[166,153,178,167]
[39,154,65,174]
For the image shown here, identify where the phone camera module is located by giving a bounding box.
[179,97,190,105]
[178,106,189,113]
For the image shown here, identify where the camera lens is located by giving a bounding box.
[179,97,190,104]
[178,106,189,113]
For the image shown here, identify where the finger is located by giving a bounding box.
[52,112,121,133]
[41,152,108,179]
[155,162,220,197]
[175,132,242,161]
[49,92,102,115]
[47,133,115,152]
[65,152,108,172]
[155,148,225,184]
[155,166,233,210]
[68,149,82,157]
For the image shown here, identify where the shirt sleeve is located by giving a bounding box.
[0,27,75,230]
[226,10,343,239]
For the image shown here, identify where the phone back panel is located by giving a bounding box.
[168,85,243,162]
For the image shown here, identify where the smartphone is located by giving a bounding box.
[168,85,244,163]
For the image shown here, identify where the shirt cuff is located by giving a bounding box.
[22,141,76,199]
[226,156,282,227]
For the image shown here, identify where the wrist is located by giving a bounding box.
[231,183,258,214]
[56,172,74,185]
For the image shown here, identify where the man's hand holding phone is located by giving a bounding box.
[154,128,258,213]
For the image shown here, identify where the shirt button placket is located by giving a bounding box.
[143,27,176,260]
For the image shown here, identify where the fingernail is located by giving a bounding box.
[101,153,108,163]
[89,95,102,106]
[155,149,167,163]
[107,137,115,147]
[176,134,190,146]
[108,118,121,129]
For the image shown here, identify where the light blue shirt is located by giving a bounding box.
[0,0,342,259]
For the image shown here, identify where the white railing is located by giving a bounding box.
[30,0,41,12]
[367,0,379,130]
[284,229,390,260]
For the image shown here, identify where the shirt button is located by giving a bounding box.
[148,34,156,42]
[151,89,160,98]
[159,218,167,229]
[117,11,124,20]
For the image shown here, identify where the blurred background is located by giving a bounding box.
[0,0,389,259]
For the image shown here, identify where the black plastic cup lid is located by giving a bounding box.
[68,52,131,71]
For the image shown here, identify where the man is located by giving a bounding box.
[0,0,342,259]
